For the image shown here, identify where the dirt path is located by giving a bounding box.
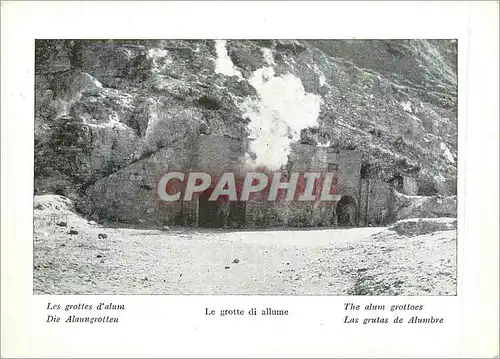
[34,221,385,295]
[33,195,456,295]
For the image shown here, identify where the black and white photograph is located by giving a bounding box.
[33,38,458,296]
[2,1,499,358]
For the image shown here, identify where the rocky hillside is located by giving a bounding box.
[34,39,458,218]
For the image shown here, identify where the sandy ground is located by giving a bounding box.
[33,195,457,295]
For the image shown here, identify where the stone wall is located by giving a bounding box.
[86,135,198,226]
[197,134,249,173]
[86,134,401,228]
[359,177,391,226]
[334,150,362,198]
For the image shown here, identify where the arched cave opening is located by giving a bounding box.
[336,196,357,226]
[198,190,224,228]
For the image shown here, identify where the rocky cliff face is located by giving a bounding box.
[390,188,457,221]
[34,39,457,222]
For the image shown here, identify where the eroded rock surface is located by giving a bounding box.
[390,189,457,221]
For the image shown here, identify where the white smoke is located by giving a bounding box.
[261,48,275,66]
[242,66,322,170]
[214,40,243,79]
[211,40,322,170]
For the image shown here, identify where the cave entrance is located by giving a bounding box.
[198,190,224,228]
[229,201,246,228]
[336,196,357,226]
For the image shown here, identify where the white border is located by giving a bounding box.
[1,1,498,357]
